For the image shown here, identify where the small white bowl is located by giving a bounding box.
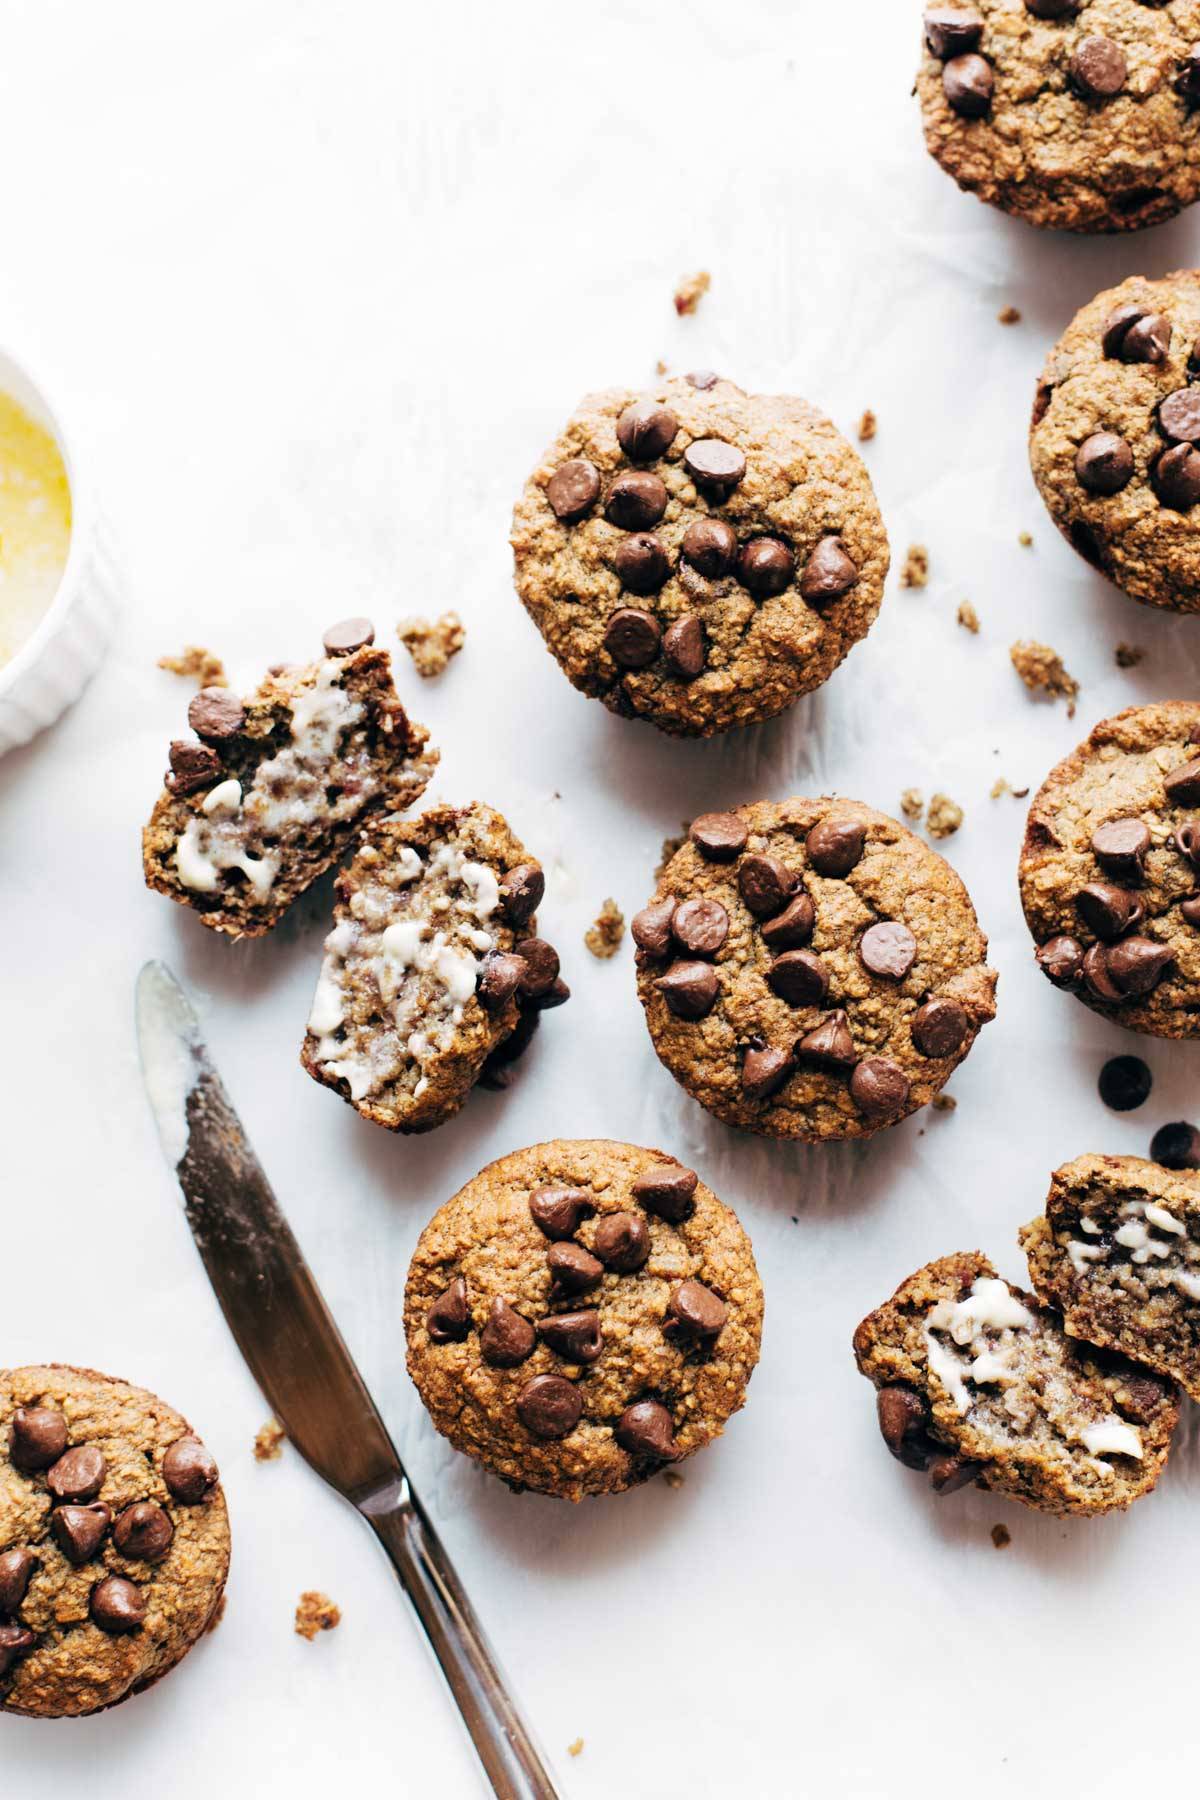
[0,346,120,755]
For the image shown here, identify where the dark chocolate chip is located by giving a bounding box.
[1103,308,1172,365]
[760,891,816,948]
[859,921,917,981]
[0,1547,38,1613]
[681,517,737,578]
[425,1276,470,1343]
[167,739,222,795]
[113,1501,174,1563]
[46,1445,106,1504]
[1153,443,1200,510]
[1082,942,1123,1003]
[321,617,374,655]
[50,1502,112,1565]
[876,1385,933,1471]
[1107,937,1173,996]
[593,1212,650,1273]
[1070,34,1126,97]
[0,1624,35,1676]
[613,531,671,597]
[632,1163,698,1223]
[1075,881,1144,941]
[766,949,830,1007]
[547,1242,605,1295]
[1114,1373,1170,1426]
[1091,817,1150,879]
[799,536,858,606]
[923,6,984,58]
[683,439,746,491]
[1182,895,1200,926]
[806,817,866,877]
[1037,934,1084,987]
[1075,432,1133,495]
[655,960,719,1019]
[796,1009,857,1068]
[1101,304,1145,359]
[605,470,668,531]
[671,897,729,957]
[605,606,661,671]
[929,1455,985,1496]
[162,1437,219,1505]
[527,976,570,1010]
[546,459,600,523]
[741,1042,793,1100]
[631,898,675,957]
[530,1187,596,1240]
[662,614,706,679]
[943,52,994,116]
[666,1280,727,1339]
[537,1310,603,1363]
[187,688,245,742]
[479,1300,537,1368]
[499,863,545,927]
[477,951,527,1011]
[685,370,719,390]
[1165,757,1200,806]
[1176,45,1200,107]
[616,401,678,463]
[737,537,795,597]
[614,1400,678,1461]
[515,937,560,998]
[1159,388,1200,445]
[911,997,969,1058]
[516,1375,581,1440]
[9,1405,67,1473]
[850,1058,911,1119]
[1150,1121,1200,1170]
[1023,0,1079,15]
[1174,820,1200,869]
[90,1575,145,1636]
[739,853,800,917]
[689,813,749,861]
[1098,1055,1152,1112]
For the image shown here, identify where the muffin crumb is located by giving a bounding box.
[991,1523,1012,1550]
[673,270,710,316]
[1115,642,1145,669]
[1010,640,1078,717]
[397,612,465,679]
[655,358,668,376]
[857,408,877,443]
[997,305,1021,326]
[931,1093,957,1112]
[900,788,924,823]
[158,645,227,687]
[663,1469,685,1489]
[957,600,980,634]
[254,1419,286,1462]
[295,1592,341,1640]
[568,1739,585,1759]
[1018,531,1033,548]
[584,898,625,960]
[927,793,963,839]
[900,544,929,589]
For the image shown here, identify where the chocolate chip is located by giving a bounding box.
[671,897,729,957]
[1176,45,1200,107]
[767,949,830,1007]
[46,1445,106,1504]
[546,459,601,522]
[1102,307,1172,365]
[924,6,984,58]
[515,937,560,998]
[1023,0,1079,15]
[681,517,737,578]
[739,853,800,918]
[850,1058,911,1119]
[1091,817,1150,879]
[1108,937,1173,996]
[806,817,866,877]
[617,401,678,463]
[479,1300,537,1368]
[187,687,245,742]
[167,739,222,796]
[321,616,375,655]
[0,1548,38,1612]
[613,533,671,597]
[1175,820,1200,869]
[477,951,527,1011]
[90,1575,145,1636]
[741,1042,793,1100]
[799,536,858,606]
[1160,388,1200,446]
[605,606,661,672]
[499,863,545,927]
[1153,443,1200,510]
[50,1502,112,1565]
[655,960,719,1019]
[593,1212,650,1273]
[1082,942,1123,1003]
[1183,895,1200,927]
[1098,1055,1152,1112]
[667,1280,728,1339]
[859,921,917,981]
[929,1455,984,1496]
[529,1187,596,1241]
[760,891,816,948]
[516,1375,582,1440]
[527,977,570,1011]
[1101,304,1145,359]
[662,614,706,679]
[1075,432,1133,495]
[1113,1374,1169,1426]
[683,439,746,491]
[1075,881,1144,941]
[113,1501,175,1563]
[605,470,668,531]
[1165,757,1200,806]
[547,1242,605,1295]
[614,1399,678,1461]
[737,537,795,597]
[943,52,994,116]
[425,1276,469,1343]
[796,1009,857,1068]
[911,997,969,1058]
[1037,934,1083,986]
[162,1437,219,1505]
[9,1405,67,1473]
[1070,36,1127,98]
[685,370,719,390]
[632,1163,698,1224]
[876,1385,933,1471]
[1151,1121,1200,1170]
[537,1310,603,1363]
[0,1624,35,1676]
[631,898,675,957]
[689,813,749,861]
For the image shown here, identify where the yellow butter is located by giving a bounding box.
[0,390,72,670]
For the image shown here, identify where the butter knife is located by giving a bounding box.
[135,960,560,1800]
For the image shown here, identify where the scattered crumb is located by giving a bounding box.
[295,1591,341,1641]
[997,305,1021,326]
[957,600,980,634]
[1115,642,1145,669]
[254,1419,286,1462]
[663,1469,685,1490]
[568,1739,585,1759]
[927,793,963,840]
[900,544,929,589]
[900,788,924,823]
[397,612,465,679]
[206,1592,227,1635]
[990,778,1010,800]
[857,409,877,443]
[1018,531,1033,548]
[1013,785,1029,798]
[656,825,690,882]
[991,1523,1012,1551]
[931,1093,957,1113]
[584,898,625,960]
[1010,639,1079,716]
[158,645,227,688]
[655,358,668,376]
[673,270,710,316]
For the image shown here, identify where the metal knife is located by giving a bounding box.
[135,960,560,1800]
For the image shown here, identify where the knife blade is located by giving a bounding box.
[135,960,560,1800]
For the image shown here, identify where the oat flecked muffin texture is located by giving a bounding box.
[634,798,996,1141]
[0,1365,229,1718]
[1019,702,1200,1036]
[853,1253,1178,1516]
[918,1,1200,233]
[510,374,889,737]
[404,1140,763,1499]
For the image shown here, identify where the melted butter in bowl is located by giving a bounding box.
[0,387,72,671]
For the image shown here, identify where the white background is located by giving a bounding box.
[4,1,1200,1794]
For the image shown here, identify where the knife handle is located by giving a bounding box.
[366,1492,561,1800]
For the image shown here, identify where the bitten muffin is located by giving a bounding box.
[853,1253,1178,1516]
[1031,271,1200,609]
[404,1140,763,1499]
[302,802,568,1132]
[0,1365,229,1718]
[510,374,889,737]
[634,799,996,1141]
[918,2,1200,233]
[1022,1153,1200,1400]
[1019,703,1200,1036]
[143,618,436,936]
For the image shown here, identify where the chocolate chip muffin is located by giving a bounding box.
[404,1140,763,1499]
[143,619,437,937]
[509,375,889,737]
[853,1253,1178,1516]
[919,2,1200,233]
[1020,703,1200,1036]
[0,1365,229,1718]
[1021,1153,1200,1400]
[302,802,568,1132]
[634,799,996,1141]
[1030,271,1200,608]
